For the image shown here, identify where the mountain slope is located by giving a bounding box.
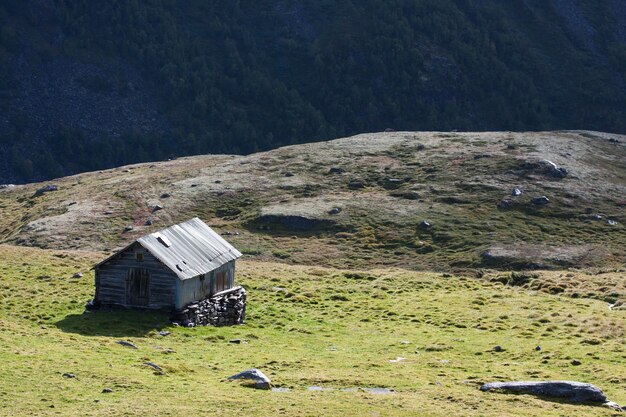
[1,1,626,182]
[0,130,624,274]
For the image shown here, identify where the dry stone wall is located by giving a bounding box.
[171,286,246,327]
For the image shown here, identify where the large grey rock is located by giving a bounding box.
[35,184,58,196]
[227,368,271,390]
[116,340,138,349]
[522,159,568,179]
[480,381,607,404]
[532,196,550,206]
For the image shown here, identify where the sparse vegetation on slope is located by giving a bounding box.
[0,131,623,274]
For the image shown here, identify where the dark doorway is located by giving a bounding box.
[126,268,150,307]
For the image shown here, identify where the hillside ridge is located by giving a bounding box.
[0,130,624,273]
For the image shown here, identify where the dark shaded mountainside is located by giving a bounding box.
[1,0,626,183]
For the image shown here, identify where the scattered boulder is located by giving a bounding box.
[116,340,138,349]
[221,231,240,236]
[419,220,431,230]
[160,193,171,198]
[571,359,582,366]
[101,388,113,394]
[62,373,76,378]
[158,330,170,337]
[348,180,365,189]
[608,138,621,144]
[607,219,618,226]
[512,188,523,196]
[145,219,153,226]
[382,178,403,189]
[416,143,426,151]
[152,205,163,213]
[532,196,550,206]
[521,159,568,179]
[144,362,164,374]
[329,167,345,174]
[72,273,83,278]
[229,339,242,344]
[35,184,59,196]
[284,171,294,177]
[227,368,271,390]
[389,190,420,200]
[328,207,342,215]
[591,214,603,221]
[493,345,504,352]
[123,226,134,233]
[535,346,542,351]
[480,381,615,406]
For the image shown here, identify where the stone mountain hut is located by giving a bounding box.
[90,217,246,326]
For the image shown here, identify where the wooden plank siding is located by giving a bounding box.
[176,260,235,309]
[95,243,177,310]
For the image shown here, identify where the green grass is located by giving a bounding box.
[0,245,624,416]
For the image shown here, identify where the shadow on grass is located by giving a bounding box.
[55,310,170,337]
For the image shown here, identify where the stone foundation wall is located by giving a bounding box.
[171,286,246,327]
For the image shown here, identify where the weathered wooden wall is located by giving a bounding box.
[176,260,235,309]
[95,243,177,309]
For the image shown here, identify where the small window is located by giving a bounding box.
[136,253,144,261]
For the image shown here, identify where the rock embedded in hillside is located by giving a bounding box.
[348,180,365,189]
[101,388,113,393]
[389,190,420,200]
[72,272,83,278]
[419,220,432,229]
[284,171,294,177]
[607,219,618,226]
[329,167,345,174]
[532,196,550,206]
[144,362,164,374]
[328,207,342,215]
[123,226,134,232]
[62,373,76,378]
[512,188,523,196]
[227,368,271,390]
[116,340,138,349]
[522,159,568,179]
[152,204,163,212]
[35,184,59,196]
[480,381,616,406]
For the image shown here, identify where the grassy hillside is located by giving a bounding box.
[0,131,623,278]
[0,245,623,416]
[1,1,626,181]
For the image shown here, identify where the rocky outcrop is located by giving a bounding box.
[521,159,568,179]
[480,381,622,410]
[171,287,246,327]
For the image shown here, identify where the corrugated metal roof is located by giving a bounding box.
[96,218,241,280]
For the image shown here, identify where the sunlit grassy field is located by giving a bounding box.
[0,244,624,416]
